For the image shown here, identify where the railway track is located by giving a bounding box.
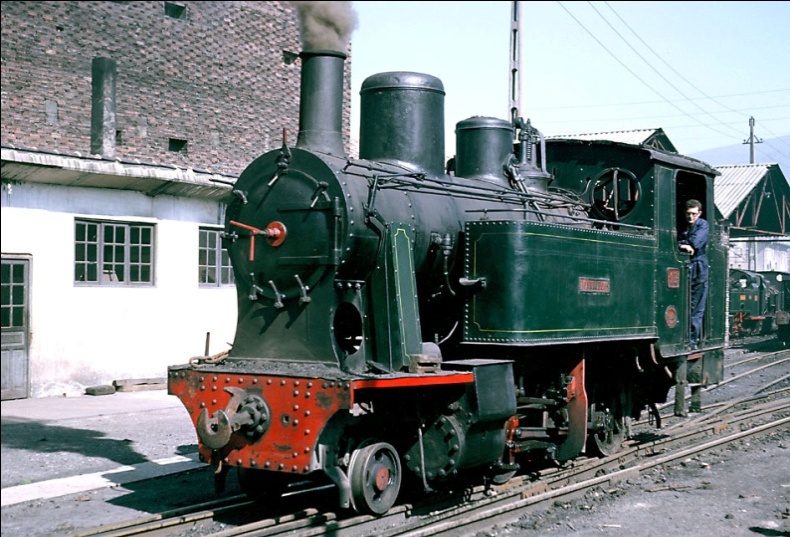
[67,346,790,537]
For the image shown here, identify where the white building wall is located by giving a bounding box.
[1,183,237,397]
[728,241,790,272]
[762,243,790,272]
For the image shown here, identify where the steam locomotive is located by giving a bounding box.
[167,49,727,515]
[730,268,790,343]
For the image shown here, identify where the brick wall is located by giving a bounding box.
[1,1,353,176]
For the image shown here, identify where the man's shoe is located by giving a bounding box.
[674,411,688,418]
[689,405,701,413]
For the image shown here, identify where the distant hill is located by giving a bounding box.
[689,135,790,179]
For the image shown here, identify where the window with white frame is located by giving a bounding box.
[75,219,155,285]
[199,227,234,286]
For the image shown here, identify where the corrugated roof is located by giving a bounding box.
[547,128,654,144]
[713,164,773,219]
[546,129,657,141]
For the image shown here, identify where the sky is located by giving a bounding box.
[346,1,790,159]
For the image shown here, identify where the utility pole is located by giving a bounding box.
[508,1,523,123]
[743,116,762,164]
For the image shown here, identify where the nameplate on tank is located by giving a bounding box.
[666,268,680,288]
[578,277,610,294]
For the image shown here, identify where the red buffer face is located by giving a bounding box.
[169,368,352,473]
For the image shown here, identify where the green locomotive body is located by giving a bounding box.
[169,49,727,516]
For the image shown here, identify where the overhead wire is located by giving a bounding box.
[557,1,737,142]
[593,1,742,139]
[555,1,789,160]
[532,88,790,112]
[598,1,790,156]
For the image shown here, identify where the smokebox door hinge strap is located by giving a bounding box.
[268,132,292,187]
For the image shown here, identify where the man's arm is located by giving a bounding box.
[687,218,709,252]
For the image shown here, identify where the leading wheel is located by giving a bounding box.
[348,441,402,515]
[587,405,626,457]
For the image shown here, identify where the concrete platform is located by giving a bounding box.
[1,390,206,506]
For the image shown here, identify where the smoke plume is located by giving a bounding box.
[289,1,358,52]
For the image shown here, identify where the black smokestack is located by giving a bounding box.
[295,50,347,156]
[289,2,358,156]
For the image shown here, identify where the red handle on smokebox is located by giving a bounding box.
[229,220,287,261]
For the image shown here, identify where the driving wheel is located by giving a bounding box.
[348,441,402,515]
[587,405,626,457]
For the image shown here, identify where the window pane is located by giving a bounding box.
[221,250,234,284]
[12,305,23,327]
[203,266,216,284]
[12,284,24,304]
[221,266,234,285]
[199,228,233,287]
